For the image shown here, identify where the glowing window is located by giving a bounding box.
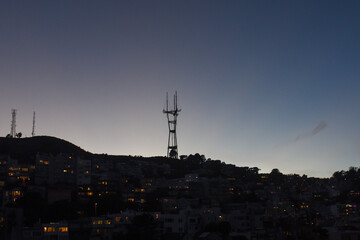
[58,227,68,232]
[44,227,56,232]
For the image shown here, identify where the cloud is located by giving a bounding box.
[311,121,327,135]
[275,121,328,148]
[294,121,327,142]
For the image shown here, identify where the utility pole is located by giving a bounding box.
[32,111,36,137]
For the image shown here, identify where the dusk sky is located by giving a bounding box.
[1,1,360,177]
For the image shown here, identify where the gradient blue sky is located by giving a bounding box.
[1,1,360,177]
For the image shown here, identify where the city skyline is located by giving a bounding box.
[1,1,360,177]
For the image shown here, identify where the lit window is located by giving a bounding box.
[58,227,68,232]
[44,227,56,232]
[19,176,29,181]
[13,191,21,196]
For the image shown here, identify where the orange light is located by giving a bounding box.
[58,227,68,232]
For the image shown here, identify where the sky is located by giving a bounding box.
[1,1,360,177]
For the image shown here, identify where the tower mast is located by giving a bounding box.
[10,109,17,138]
[32,111,36,137]
[163,92,181,158]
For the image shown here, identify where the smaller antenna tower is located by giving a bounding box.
[163,91,181,158]
[10,109,17,138]
[32,111,36,137]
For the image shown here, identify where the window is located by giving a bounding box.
[58,227,68,232]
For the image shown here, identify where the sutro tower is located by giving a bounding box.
[10,109,17,138]
[163,92,181,158]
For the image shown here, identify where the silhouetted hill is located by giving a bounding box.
[0,136,246,179]
[0,136,91,164]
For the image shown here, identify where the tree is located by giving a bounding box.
[45,200,78,221]
[218,221,231,237]
[126,214,156,240]
[15,192,45,226]
[270,168,281,175]
[204,221,232,238]
[249,167,260,175]
[270,168,284,184]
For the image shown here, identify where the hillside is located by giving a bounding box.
[0,136,91,163]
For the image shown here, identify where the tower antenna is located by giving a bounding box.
[32,111,36,137]
[10,109,17,138]
[163,91,181,158]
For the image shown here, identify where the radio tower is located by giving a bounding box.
[10,109,17,138]
[163,91,181,158]
[32,111,36,137]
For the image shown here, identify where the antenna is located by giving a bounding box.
[10,109,17,138]
[32,111,36,137]
[163,91,181,158]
